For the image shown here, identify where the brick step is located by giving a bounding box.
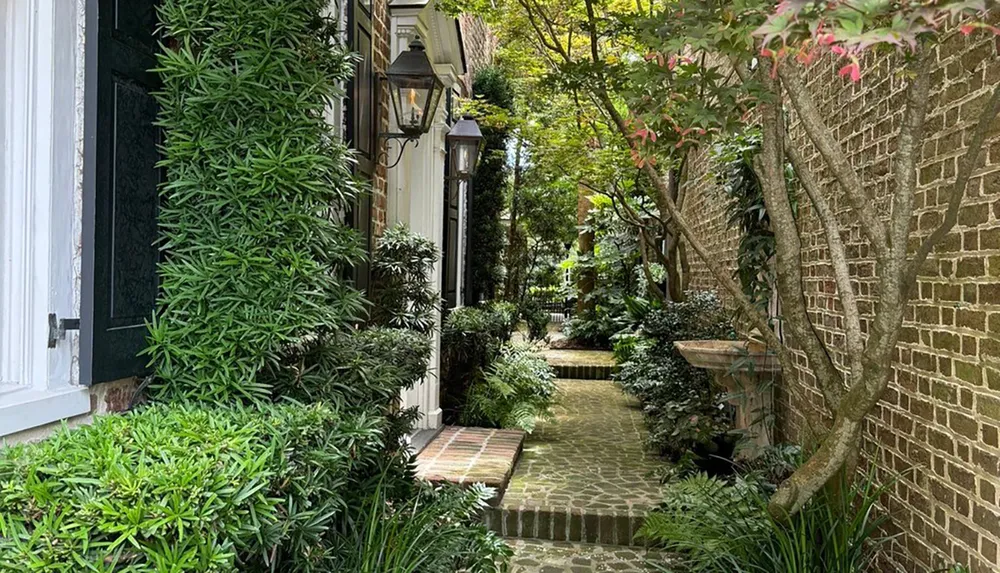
[548,363,617,380]
[415,426,525,502]
[484,504,647,547]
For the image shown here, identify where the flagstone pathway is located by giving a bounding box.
[506,539,672,573]
[485,345,673,572]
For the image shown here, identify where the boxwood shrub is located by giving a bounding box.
[0,402,385,571]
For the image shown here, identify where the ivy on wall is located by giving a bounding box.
[148,0,365,403]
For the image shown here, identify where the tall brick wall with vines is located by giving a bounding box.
[682,33,1000,572]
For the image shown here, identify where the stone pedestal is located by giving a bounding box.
[674,340,782,457]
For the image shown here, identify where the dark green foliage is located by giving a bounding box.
[440,302,518,424]
[0,403,386,571]
[330,474,511,573]
[467,66,515,303]
[638,468,893,572]
[563,196,645,348]
[261,327,431,446]
[520,297,550,341]
[370,224,440,333]
[462,343,558,432]
[148,0,365,403]
[711,129,781,316]
[614,292,736,459]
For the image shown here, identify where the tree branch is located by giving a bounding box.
[785,144,864,384]
[907,81,1000,284]
[756,76,844,410]
[778,61,890,259]
[889,51,933,265]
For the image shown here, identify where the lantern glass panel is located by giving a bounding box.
[452,140,475,176]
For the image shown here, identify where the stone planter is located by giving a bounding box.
[673,340,781,454]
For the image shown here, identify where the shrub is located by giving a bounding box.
[466,66,515,303]
[562,308,631,349]
[462,343,558,432]
[520,297,550,341]
[638,467,893,573]
[262,327,432,446]
[440,302,518,424]
[0,402,386,571]
[330,476,511,573]
[148,0,365,403]
[614,292,736,460]
[370,224,440,333]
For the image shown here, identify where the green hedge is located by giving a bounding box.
[466,66,514,303]
[0,402,385,571]
[147,0,364,403]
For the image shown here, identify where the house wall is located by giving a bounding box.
[458,15,497,97]
[372,0,391,235]
[680,33,1000,572]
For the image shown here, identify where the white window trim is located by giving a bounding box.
[0,0,89,437]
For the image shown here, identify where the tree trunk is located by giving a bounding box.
[576,183,596,315]
[504,137,525,302]
[640,229,666,302]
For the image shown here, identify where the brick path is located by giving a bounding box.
[415,426,524,488]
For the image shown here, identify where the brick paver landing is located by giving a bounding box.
[415,426,525,489]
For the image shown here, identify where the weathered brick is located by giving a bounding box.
[677,35,1000,570]
[949,411,979,440]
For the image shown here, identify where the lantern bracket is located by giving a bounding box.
[378,133,420,169]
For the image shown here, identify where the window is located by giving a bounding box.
[0,0,89,437]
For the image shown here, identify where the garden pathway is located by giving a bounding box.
[506,539,670,572]
[487,346,672,572]
[499,378,665,515]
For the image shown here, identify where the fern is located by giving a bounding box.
[460,343,557,432]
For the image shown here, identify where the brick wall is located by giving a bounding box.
[459,15,498,96]
[371,0,391,235]
[680,32,1000,572]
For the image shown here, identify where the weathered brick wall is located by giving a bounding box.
[680,31,1000,572]
[680,145,741,295]
[459,15,498,96]
[372,0,391,235]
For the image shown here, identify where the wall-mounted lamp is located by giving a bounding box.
[446,114,484,181]
[379,37,445,168]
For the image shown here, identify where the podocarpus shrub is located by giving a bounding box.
[370,224,440,333]
[0,403,385,571]
[466,66,515,303]
[614,291,736,462]
[147,0,365,403]
[263,327,433,447]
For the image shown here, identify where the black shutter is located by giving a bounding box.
[82,0,162,384]
[442,179,461,309]
[347,0,374,293]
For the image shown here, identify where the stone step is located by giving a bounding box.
[506,538,671,572]
[549,363,617,380]
[484,505,647,547]
[542,349,618,380]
